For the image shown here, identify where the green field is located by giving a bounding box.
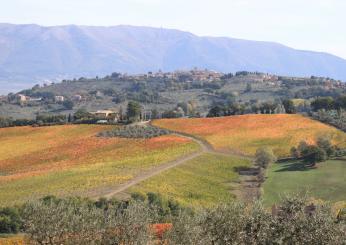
[263,158,346,206]
[129,153,251,207]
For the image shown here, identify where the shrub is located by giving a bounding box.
[316,136,335,157]
[9,194,345,244]
[98,125,171,139]
[0,207,22,234]
[254,147,277,168]
[167,195,345,244]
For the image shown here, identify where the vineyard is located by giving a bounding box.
[130,153,251,207]
[153,114,346,157]
[0,125,199,206]
[0,235,25,245]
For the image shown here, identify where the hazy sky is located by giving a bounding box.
[1,0,345,59]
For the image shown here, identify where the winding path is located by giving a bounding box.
[97,126,256,201]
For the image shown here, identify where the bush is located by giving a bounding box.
[254,147,277,168]
[98,125,171,139]
[166,195,345,244]
[62,100,74,110]
[0,207,22,234]
[22,198,156,244]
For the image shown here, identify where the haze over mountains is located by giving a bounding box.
[1,23,346,93]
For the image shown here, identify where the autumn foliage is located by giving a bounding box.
[0,125,198,206]
[153,114,346,157]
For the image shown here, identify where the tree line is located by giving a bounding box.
[0,193,345,244]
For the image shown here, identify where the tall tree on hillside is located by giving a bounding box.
[127,101,142,123]
[245,83,252,93]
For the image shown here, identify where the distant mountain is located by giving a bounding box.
[1,23,346,93]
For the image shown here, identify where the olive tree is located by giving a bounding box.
[255,147,277,169]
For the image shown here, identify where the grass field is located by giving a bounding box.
[129,153,251,207]
[262,158,346,206]
[153,114,346,157]
[0,125,200,207]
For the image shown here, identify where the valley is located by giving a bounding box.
[0,114,345,208]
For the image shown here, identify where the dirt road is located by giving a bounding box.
[98,129,257,201]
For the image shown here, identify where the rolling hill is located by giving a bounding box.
[1,23,346,93]
[153,114,346,157]
[0,125,199,206]
[1,114,344,207]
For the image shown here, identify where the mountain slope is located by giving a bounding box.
[0,23,346,92]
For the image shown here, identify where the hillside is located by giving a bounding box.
[1,24,346,93]
[153,114,346,157]
[263,157,346,205]
[1,72,345,120]
[0,125,199,206]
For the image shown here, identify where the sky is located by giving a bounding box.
[1,0,345,59]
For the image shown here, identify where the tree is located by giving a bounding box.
[301,145,327,167]
[290,146,299,159]
[274,104,286,114]
[207,105,224,117]
[67,113,72,123]
[316,136,335,157]
[335,95,346,110]
[151,109,159,119]
[282,99,296,114]
[73,109,91,120]
[311,97,335,111]
[297,141,309,157]
[255,147,277,168]
[245,83,252,93]
[111,72,121,79]
[0,207,21,234]
[127,101,142,122]
[62,100,74,110]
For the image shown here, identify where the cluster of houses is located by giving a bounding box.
[13,94,83,103]
[16,94,42,102]
[121,68,223,82]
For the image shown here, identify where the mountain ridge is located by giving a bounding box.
[0,23,346,93]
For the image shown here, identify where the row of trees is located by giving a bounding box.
[207,99,296,118]
[2,194,344,244]
[0,114,67,128]
[253,136,341,171]
[311,95,346,111]
[290,136,340,167]
[0,100,145,128]
[312,109,346,132]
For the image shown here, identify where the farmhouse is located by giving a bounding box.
[16,94,27,102]
[73,94,82,101]
[92,110,119,122]
[54,95,65,102]
[0,95,7,102]
[28,97,42,102]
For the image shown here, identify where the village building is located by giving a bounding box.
[16,94,27,102]
[28,97,42,102]
[73,94,82,101]
[92,110,119,122]
[54,96,65,102]
[95,91,104,98]
[0,95,7,102]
